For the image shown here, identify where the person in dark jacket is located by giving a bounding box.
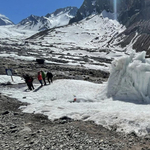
[28,76,34,90]
[23,74,34,90]
[23,74,30,89]
[46,72,53,84]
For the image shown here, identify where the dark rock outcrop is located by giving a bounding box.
[116,20,150,55]
[69,0,146,26]
[71,0,150,53]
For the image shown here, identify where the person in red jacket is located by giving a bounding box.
[38,71,43,86]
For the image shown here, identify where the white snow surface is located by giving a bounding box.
[0,25,37,39]
[34,14,125,49]
[0,14,126,72]
[1,51,150,136]
[0,75,24,84]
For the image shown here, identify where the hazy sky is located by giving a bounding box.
[0,0,84,24]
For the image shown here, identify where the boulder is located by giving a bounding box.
[36,59,45,64]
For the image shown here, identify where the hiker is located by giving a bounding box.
[23,74,30,89]
[46,71,53,84]
[38,71,43,86]
[28,76,34,90]
[23,74,34,90]
[41,70,46,85]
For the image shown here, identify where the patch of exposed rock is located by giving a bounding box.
[0,57,109,84]
[116,20,150,55]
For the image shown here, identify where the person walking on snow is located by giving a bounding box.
[28,76,34,90]
[46,71,53,84]
[41,70,46,85]
[23,74,34,90]
[38,72,43,86]
[23,74,30,90]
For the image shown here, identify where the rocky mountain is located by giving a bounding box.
[69,0,144,26]
[15,7,78,31]
[69,0,117,24]
[114,0,150,54]
[69,0,150,54]
[0,14,14,26]
[1,0,150,54]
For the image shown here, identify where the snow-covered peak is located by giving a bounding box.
[16,7,78,31]
[0,14,14,26]
[28,14,125,51]
[46,7,78,18]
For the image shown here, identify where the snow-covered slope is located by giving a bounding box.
[0,25,37,39]
[25,14,126,66]
[0,14,126,72]
[28,14,125,49]
[2,52,150,136]
[15,7,78,31]
[0,14,14,26]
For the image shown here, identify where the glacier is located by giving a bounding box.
[107,51,150,103]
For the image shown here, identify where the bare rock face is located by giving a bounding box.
[69,0,150,53]
[116,20,150,55]
[117,0,150,54]
[70,0,145,25]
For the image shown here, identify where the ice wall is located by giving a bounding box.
[107,51,150,103]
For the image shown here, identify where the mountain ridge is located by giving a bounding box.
[0,7,78,31]
[0,14,14,26]
[69,0,150,53]
[1,0,150,53]
[15,7,78,31]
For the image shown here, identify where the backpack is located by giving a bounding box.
[47,72,53,78]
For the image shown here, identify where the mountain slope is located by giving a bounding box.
[0,14,126,73]
[70,0,150,54]
[112,0,150,54]
[16,7,78,31]
[18,14,125,72]
[0,14,14,26]
[28,14,124,50]
[69,0,145,26]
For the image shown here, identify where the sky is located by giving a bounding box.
[0,0,84,24]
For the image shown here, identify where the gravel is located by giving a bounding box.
[1,58,150,150]
[1,90,150,150]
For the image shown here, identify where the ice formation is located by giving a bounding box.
[107,51,150,103]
